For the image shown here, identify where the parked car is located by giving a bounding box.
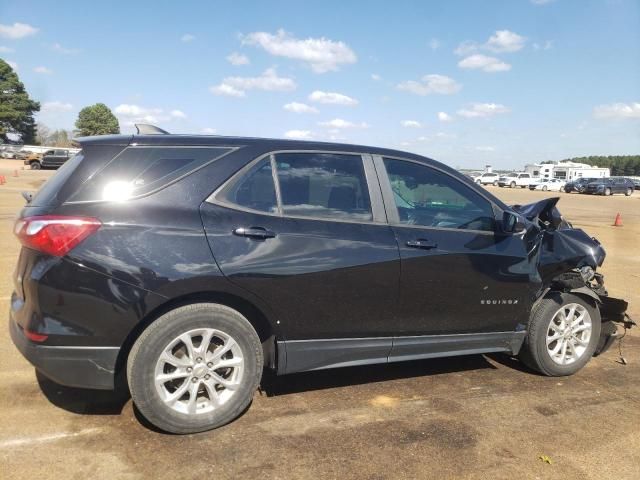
[473,172,499,186]
[10,126,633,434]
[630,178,640,190]
[0,145,22,159]
[498,172,533,188]
[529,178,566,192]
[24,149,73,169]
[584,177,635,196]
[564,177,597,193]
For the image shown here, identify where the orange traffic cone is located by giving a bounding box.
[613,213,623,227]
[0,175,5,185]
[13,169,18,177]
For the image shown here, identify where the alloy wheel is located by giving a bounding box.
[546,303,592,366]
[154,328,244,415]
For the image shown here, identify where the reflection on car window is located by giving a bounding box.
[383,158,495,231]
[220,158,277,213]
[274,152,372,221]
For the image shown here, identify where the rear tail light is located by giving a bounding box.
[25,329,48,342]
[14,215,101,256]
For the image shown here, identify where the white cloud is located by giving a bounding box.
[210,84,245,97]
[458,54,511,72]
[457,103,511,118]
[318,118,369,129]
[0,22,38,39]
[34,66,52,74]
[401,120,422,128]
[210,68,296,97]
[42,101,73,113]
[533,40,553,51]
[0,46,14,53]
[284,102,318,114]
[114,104,186,125]
[226,52,250,66]
[475,146,495,152]
[531,0,555,4]
[51,43,80,54]
[181,33,195,43]
[308,90,358,106]
[284,129,314,139]
[429,38,441,51]
[241,29,357,73]
[486,30,526,53]
[371,73,381,81]
[397,74,462,95]
[6,60,18,71]
[454,41,479,56]
[455,30,526,56]
[593,102,640,119]
[201,127,217,134]
[437,112,453,122]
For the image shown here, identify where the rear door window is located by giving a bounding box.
[217,158,277,213]
[274,152,372,221]
[69,146,233,202]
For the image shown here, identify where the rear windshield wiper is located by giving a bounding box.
[21,191,33,204]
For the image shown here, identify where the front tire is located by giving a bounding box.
[605,188,611,196]
[625,188,633,196]
[127,303,263,434]
[30,161,41,170]
[519,293,601,376]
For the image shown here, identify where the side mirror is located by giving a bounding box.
[502,211,527,234]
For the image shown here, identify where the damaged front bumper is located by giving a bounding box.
[594,295,636,356]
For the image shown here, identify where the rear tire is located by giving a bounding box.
[625,188,632,196]
[30,161,41,170]
[605,188,611,196]
[127,303,263,434]
[519,293,601,376]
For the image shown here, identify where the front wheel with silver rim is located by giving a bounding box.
[127,303,263,434]
[519,292,601,376]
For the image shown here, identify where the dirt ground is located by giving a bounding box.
[0,159,638,479]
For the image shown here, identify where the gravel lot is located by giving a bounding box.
[1,160,638,479]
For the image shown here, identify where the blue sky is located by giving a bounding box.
[1,0,638,168]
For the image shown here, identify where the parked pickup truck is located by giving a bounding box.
[498,172,533,188]
[24,149,73,170]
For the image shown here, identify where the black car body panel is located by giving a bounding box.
[9,133,633,388]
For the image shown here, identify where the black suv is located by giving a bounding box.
[584,177,634,196]
[10,126,633,433]
[564,177,596,194]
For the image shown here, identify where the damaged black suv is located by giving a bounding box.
[10,126,634,434]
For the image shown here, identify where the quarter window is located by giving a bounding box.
[274,152,372,221]
[383,158,495,231]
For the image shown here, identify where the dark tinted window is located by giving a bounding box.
[383,158,495,231]
[69,146,232,202]
[275,152,372,221]
[218,158,277,213]
[30,152,85,206]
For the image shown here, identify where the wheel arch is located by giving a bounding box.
[115,290,279,379]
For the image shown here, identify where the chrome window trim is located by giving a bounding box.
[65,145,240,205]
[372,154,498,235]
[208,149,387,225]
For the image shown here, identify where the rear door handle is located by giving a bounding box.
[406,239,438,250]
[233,227,276,239]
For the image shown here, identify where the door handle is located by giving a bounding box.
[406,239,438,250]
[233,227,276,239]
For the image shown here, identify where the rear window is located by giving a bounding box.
[68,146,233,202]
[29,151,86,206]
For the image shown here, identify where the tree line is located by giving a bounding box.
[558,156,640,176]
[1,58,119,146]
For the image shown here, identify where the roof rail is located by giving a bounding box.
[134,124,170,135]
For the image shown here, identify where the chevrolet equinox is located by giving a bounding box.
[10,125,633,433]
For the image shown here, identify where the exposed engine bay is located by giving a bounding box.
[513,197,635,356]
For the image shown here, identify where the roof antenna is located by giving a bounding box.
[135,124,170,135]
